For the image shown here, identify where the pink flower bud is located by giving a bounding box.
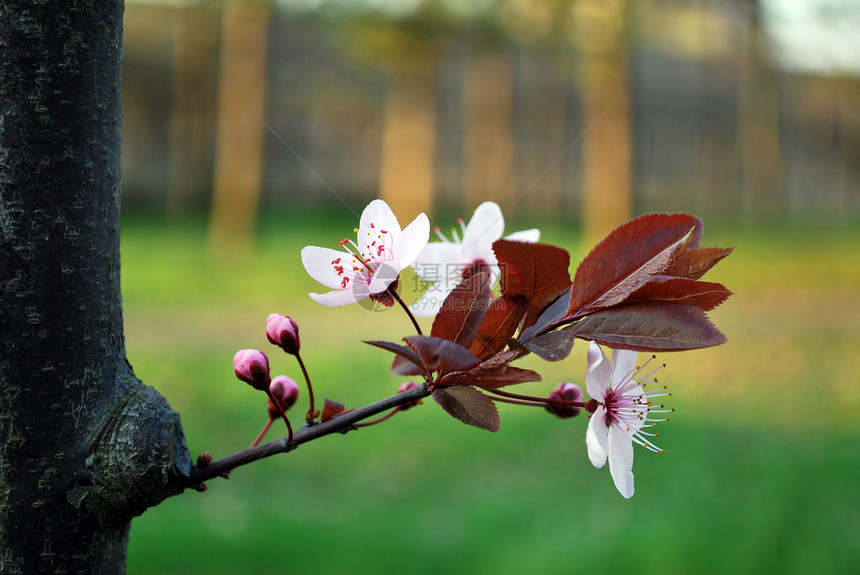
[268,375,299,419]
[233,349,271,391]
[545,382,583,419]
[396,381,421,411]
[266,313,300,354]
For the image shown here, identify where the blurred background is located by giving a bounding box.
[121,0,860,573]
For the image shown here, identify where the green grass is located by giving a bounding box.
[122,209,860,574]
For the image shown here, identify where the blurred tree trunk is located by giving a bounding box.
[737,10,783,222]
[518,54,569,219]
[379,57,437,221]
[463,46,515,209]
[575,0,633,245]
[0,2,191,572]
[168,3,218,218]
[208,0,271,254]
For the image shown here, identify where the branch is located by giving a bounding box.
[186,381,431,487]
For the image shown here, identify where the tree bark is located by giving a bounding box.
[0,2,191,573]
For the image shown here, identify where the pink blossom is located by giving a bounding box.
[585,341,672,498]
[301,199,429,306]
[410,201,539,316]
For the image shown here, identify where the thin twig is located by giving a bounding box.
[186,381,431,488]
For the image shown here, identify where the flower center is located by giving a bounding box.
[331,222,394,288]
[603,356,673,454]
[461,258,489,281]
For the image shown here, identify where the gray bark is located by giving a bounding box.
[0,2,191,573]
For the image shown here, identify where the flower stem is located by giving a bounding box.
[489,388,587,408]
[490,396,547,408]
[390,286,423,335]
[250,418,274,447]
[265,390,294,443]
[295,351,316,424]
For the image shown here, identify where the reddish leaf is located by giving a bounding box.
[364,340,428,375]
[523,328,576,361]
[569,213,699,318]
[626,276,732,311]
[404,335,480,374]
[390,355,427,376]
[469,295,527,361]
[430,272,491,347]
[494,239,572,331]
[432,386,500,432]
[439,364,541,390]
[477,348,527,369]
[320,398,349,422]
[668,246,735,280]
[568,301,727,352]
[520,287,572,342]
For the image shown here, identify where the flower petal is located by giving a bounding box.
[301,246,354,290]
[607,424,635,498]
[358,199,401,255]
[461,201,505,259]
[412,242,468,281]
[505,228,541,243]
[586,406,609,469]
[585,341,612,400]
[611,348,639,388]
[367,262,401,294]
[410,279,458,317]
[309,287,367,307]
[394,212,431,269]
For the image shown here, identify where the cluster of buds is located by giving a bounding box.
[231,313,307,445]
[229,312,352,450]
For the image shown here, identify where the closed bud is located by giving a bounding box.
[268,375,299,419]
[233,349,271,391]
[545,382,583,419]
[266,313,300,354]
[397,381,422,411]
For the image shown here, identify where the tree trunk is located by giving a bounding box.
[575,0,633,245]
[463,46,515,209]
[0,2,191,573]
[378,57,438,222]
[208,0,271,255]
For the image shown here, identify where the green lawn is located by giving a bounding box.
[122,209,860,574]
